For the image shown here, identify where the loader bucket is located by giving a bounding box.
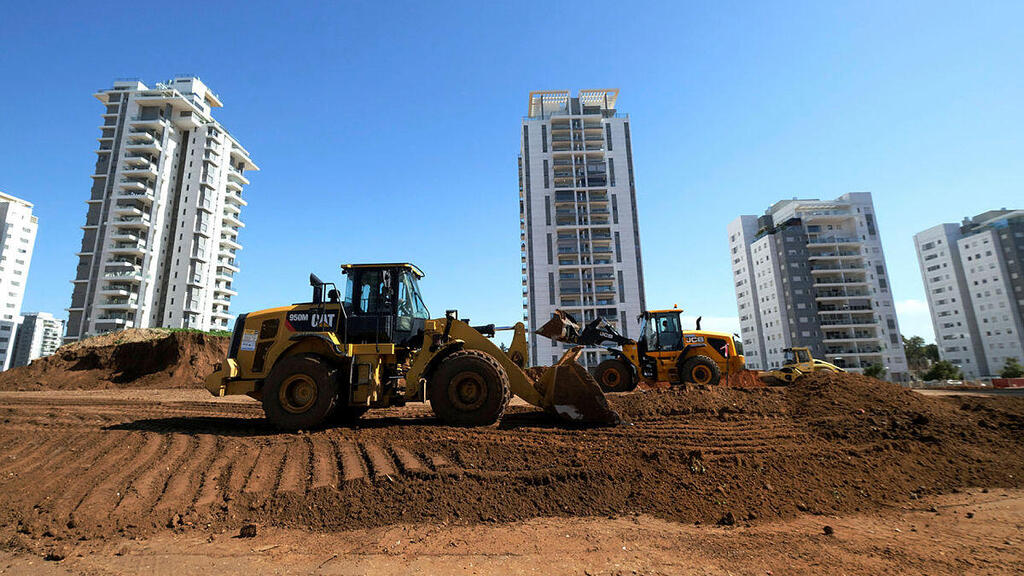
[536,310,582,344]
[532,346,623,426]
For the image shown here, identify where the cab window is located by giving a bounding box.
[397,272,430,319]
[355,271,387,314]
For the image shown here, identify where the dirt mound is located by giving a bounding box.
[0,371,1022,550]
[0,329,227,391]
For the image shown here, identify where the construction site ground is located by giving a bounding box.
[1,371,1022,574]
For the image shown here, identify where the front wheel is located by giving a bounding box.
[680,355,722,386]
[429,350,510,426]
[594,359,637,392]
[262,354,338,430]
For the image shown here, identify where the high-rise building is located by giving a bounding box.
[11,312,64,368]
[729,192,908,380]
[914,210,1024,378]
[519,90,646,367]
[0,192,38,370]
[67,77,258,342]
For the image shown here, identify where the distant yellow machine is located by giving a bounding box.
[538,307,749,391]
[764,346,846,384]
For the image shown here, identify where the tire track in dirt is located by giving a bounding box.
[0,435,70,478]
[361,442,398,479]
[244,444,286,495]
[195,441,239,509]
[154,434,218,517]
[334,439,367,482]
[308,435,338,489]
[277,438,308,494]
[226,445,259,494]
[111,434,193,526]
[67,433,164,530]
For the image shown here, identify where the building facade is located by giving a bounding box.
[729,192,908,380]
[519,90,646,367]
[914,210,1024,378]
[0,192,38,370]
[67,77,258,342]
[11,312,64,368]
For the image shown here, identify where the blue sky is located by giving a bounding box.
[2,1,1022,344]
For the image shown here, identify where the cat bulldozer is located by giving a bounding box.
[204,263,620,430]
[761,346,846,384]
[537,307,761,392]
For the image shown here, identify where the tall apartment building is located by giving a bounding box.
[914,210,1024,378]
[67,77,258,342]
[519,90,646,367]
[11,312,64,368]
[729,192,908,380]
[0,192,38,370]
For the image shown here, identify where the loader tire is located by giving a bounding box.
[429,350,510,426]
[594,359,637,392]
[262,354,338,431]
[680,355,721,386]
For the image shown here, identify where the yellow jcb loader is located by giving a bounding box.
[204,263,620,430]
[537,307,760,391]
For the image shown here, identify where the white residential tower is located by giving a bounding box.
[0,192,38,370]
[914,210,1024,378]
[519,90,647,367]
[12,312,64,368]
[729,192,909,380]
[67,77,258,341]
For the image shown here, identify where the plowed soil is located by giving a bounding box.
[0,329,227,391]
[0,372,1022,560]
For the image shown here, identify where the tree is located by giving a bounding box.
[923,343,940,363]
[923,360,962,381]
[902,335,931,373]
[863,363,887,380]
[1000,357,1024,378]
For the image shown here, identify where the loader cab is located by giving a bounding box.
[638,310,684,353]
[340,263,430,347]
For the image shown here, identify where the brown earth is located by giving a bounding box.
[0,370,1021,563]
[4,489,1022,575]
[0,329,227,391]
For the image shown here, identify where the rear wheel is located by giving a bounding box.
[594,359,637,392]
[262,354,338,430]
[429,350,510,426]
[680,355,722,386]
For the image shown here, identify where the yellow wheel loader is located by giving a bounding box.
[762,346,846,385]
[538,307,757,391]
[204,263,620,430]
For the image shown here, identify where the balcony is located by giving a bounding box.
[115,215,152,229]
[228,168,250,186]
[173,110,203,130]
[813,278,868,287]
[222,212,243,228]
[114,205,146,218]
[98,298,140,310]
[225,190,247,207]
[124,139,162,155]
[818,303,873,312]
[103,269,144,282]
[96,315,131,325]
[109,241,146,255]
[220,235,242,250]
[807,236,860,246]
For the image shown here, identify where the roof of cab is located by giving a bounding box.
[340,263,425,278]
